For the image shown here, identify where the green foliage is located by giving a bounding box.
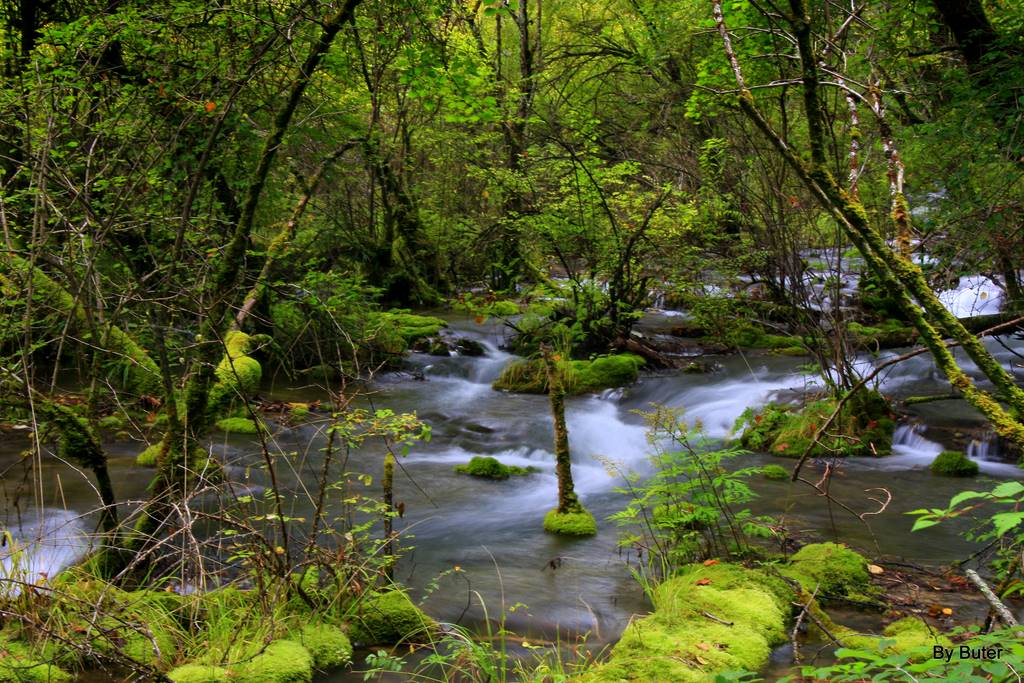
[611,407,776,574]
[136,441,164,467]
[453,456,535,479]
[762,464,789,480]
[783,627,1024,681]
[929,450,979,477]
[909,481,1024,593]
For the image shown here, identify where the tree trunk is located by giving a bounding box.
[542,346,579,513]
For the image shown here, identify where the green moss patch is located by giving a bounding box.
[580,563,790,682]
[347,590,434,645]
[376,311,447,344]
[214,417,265,435]
[454,456,535,479]
[0,633,72,682]
[763,464,790,480]
[543,507,597,536]
[930,450,979,477]
[736,390,895,457]
[493,354,644,395]
[136,440,164,467]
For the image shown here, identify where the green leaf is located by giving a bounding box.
[990,511,1024,537]
[991,481,1024,499]
[949,490,986,507]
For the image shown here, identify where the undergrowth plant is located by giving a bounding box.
[609,406,778,581]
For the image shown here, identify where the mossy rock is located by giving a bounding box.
[289,623,352,669]
[167,665,230,683]
[763,464,789,480]
[347,591,434,645]
[455,338,486,356]
[214,417,265,435]
[930,450,979,477]
[376,311,448,344]
[784,542,874,601]
[579,563,791,682]
[736,390,895,458]
[493,354,644,395]
[136,440,164,467]
[543,507,597,536]
[453,456,535,479]
[235,639,313,683]
[207,332,267,415]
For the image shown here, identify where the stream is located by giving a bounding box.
[3,295,1024,681]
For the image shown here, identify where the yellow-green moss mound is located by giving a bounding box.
[839,616,951,659]
[235,639,313,683]
[289,623,352,669]
[580,563,790,682]
[543,507,598,536]
[493,354,644,394]
[783,542,875,602]
[167,664,230,683]
[347,590,434,645]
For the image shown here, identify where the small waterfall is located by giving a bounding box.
[966,438,993,461]
[938,275,1003,318]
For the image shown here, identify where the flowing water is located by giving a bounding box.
[3,282,1024,680]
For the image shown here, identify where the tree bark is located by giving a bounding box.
[542,345,579,513]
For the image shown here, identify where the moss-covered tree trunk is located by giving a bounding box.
[713,0,1024,451]
[541,346,579,514]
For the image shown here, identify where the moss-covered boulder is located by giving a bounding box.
[454,456,535,479]
[289,623,352,670]
[543,507,597,536]
[736,390,895,458]
[763,464,790,480]
[347,591,434,645]
[579,563,790,682]
[493,354,644,395]
[167,664,230,683]
[235,639,313,683]
[376,311,447,344]
[783,542,875,602]
[930,450,979,477]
